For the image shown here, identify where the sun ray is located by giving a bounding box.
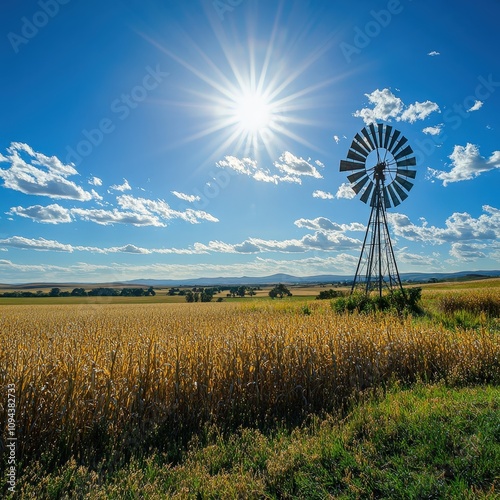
[142,3,346,166]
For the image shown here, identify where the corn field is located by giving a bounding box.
[1,300,499,470]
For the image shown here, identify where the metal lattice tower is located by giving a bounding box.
[339,123,417,296]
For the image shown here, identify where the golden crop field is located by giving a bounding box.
[1,297,499,471]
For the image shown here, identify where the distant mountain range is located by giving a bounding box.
[2,270,499,289]
[121,270,500,287]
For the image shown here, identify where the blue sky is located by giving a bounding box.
[1,0,499,283]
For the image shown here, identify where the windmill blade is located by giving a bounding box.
[354,133,371,155]
[347,149,367,163]
[368,123,379,148]
[387,183,401,206]
[396,168,417,179]
[350,139,369,158]
[347,171,367,183]
[361,127,376,151]
[387,129,401,152]
[352,174,370,194]
[359,181,374,204]
[340,160,365,172]
[392,181,408,202]
[391,135,408,156]
[377,123,384,148]
[394,175,414,191]
[394,145,414,160]
[370,187,379,207]
[383,125,393,149]
[396,157,416,167]
[383,187,392,209]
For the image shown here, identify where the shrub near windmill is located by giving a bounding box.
[340,123,417,297]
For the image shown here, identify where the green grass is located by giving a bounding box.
[11,384,500,499]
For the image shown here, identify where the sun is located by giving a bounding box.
[233,91,272,133]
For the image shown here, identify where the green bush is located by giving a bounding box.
[332,288,423,315]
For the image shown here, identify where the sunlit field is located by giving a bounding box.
[1,282,499,497]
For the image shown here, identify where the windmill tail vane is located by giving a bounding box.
[339,122,417,296]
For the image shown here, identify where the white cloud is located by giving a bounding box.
[171,191,201,203]
[0,236,75,252]
[8,204,72,224]
[0,142,94,201]
[427,51,440,56]
[398,101,440,123]
[335,182,356,199]
[388,205,500,245]
[216,152,323,185]
[71,207,165,227]
[88,176,102,186]
[353,88,403,124]
[110,178,131,192]
[449,242,487,261]
[423,124,443,135]
[295,217,364,233]
[333,135,340,144]
[354,89,440,125]
[274,152,323,179]
[117,194,218,224]
[466,100,483,112]
[427,143,500,185]
[216,156,282,184]
[312,190,333,199]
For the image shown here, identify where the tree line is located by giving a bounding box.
[1,287,156,298]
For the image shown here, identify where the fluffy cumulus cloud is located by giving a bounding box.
[353,88,403,124]
[312,190,334,199]
[216,152,323,185]
[335,182,356,199]
[8,204,72,224]
[353,89,440,125]
[398,101,440,123]
[88,176,102,186]
[109,179,132,192]
[0,142,95,201]
[427,51,440,56]
[427,143,500,185]
[449,242,488,261]
[388,205,500,245]
[274,152,323,179]
[423,124,443,135]
[117,194,218,224]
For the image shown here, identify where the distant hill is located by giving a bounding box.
[2,270,499,289]
[121,270,500,287]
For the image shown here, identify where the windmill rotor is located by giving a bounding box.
[339,123,416,296]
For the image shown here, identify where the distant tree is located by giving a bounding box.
[185,291,194,302]
[200,288,214,302]
[193,292,200,302]
[269,284,291,299]
[49,287,60,297]
[71,288,87,297]
[146,286,156,296]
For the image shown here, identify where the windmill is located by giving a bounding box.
[340,123,416,296]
